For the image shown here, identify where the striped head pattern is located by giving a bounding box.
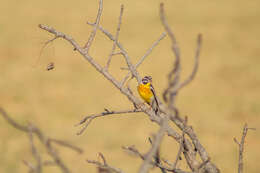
[142,76,152,84]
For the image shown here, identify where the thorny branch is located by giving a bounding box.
[234,124,255,173]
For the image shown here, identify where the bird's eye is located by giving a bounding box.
[142,80,147,84]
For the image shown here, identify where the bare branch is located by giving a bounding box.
[23,160,35,173]
[84,0,103,52]
[160,4,203,111]
[28,125,71,173]
[98,152,108,166]
[148,137,167,173]
[138,117,168,173]
[49,138,83,154]
[38,3,221,172]
[172,34,202,93]
[75,109,141,135]
[173,130,184,169]
[122,145,190,173]
[198,158,211,170]
[160,3,181,108]
[42,160,56,166]
[120,32,166,86]
[87,22,141,83]
[87,153,125,173]
[39,24,123,89]
[0,107,85,173]
[0,107,28,132]
[234,123,255,173]
[105,4,124,70]
[158,4,217,171]
[28,125,42,173]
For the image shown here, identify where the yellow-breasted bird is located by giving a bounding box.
[137,76,159,114]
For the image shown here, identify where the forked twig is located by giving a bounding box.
[105,4,124,70]
[234,123,255,173]
[84,0,103,52]
[87,153,125,173]
[87,22,141,83]
[120,32,166,86]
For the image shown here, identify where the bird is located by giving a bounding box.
[137,76,159,114]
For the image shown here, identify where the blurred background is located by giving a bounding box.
[0,0,259,172]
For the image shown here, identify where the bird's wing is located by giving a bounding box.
[150,84,159,114]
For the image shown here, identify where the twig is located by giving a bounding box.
[35,36,58,67]
[87,22,141,83]
[23,160,35,173]
[75,109,141,135]
[234,123,255,173]
[160,3,181,107]
[0,107,28,132]
[98,152,107,165]
[87,153,125,173]
[0,107,85,173]
[120,32,166,86]
[198,157,211,170]
[49,138,83,154]
[43,160,56,166]
[138,117,168,173]
[28,125,42,173]
[172,34,202,93]
[158,4,216,171]
[84,0,103,52]
[148,137,167,173]
[122,145,145,160]
[105,4,124,70]
[122,145,190,173]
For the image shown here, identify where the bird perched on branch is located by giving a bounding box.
[137,76,159,114]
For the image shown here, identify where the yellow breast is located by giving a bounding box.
[137,83,153,104]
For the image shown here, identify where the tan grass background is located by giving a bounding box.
[0,0,259,172]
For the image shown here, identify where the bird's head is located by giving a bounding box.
[142,76,152,84]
